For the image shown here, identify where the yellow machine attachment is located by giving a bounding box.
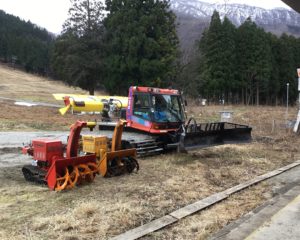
[82,119,139,177]
[53,93,128,116]
[59,98,105,115]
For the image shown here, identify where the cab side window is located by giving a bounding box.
[133,94,150,120]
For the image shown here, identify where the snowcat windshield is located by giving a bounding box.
[151,94,184,123]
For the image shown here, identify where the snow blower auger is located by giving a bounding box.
[83,119,139,177]
[22,120,139,191]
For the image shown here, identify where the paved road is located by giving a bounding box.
[211,165,300,240]
[0,130,148,168]
[246,192,300,240]
[0,132,69,148]
[0,130,151,149]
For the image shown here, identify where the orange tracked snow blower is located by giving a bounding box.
[22,120,139,191]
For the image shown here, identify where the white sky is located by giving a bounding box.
[0,0,292,34]
[0,0,72,34]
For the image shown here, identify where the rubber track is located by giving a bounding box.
[129,139,165,158]
[22,165,47,185]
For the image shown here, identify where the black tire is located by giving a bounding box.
[121,140,133,150]
[22,166,35,182]
[124,157,139,173]
[107,158,123,177]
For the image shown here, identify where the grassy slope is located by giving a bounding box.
[0,64,91,103]
[0,64,99,131]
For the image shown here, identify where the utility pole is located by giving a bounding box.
[298,69,300,109]
[286,83,289,118]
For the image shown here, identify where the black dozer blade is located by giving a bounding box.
[178,122,252,152]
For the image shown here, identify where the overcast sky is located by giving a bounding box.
[0,0,292,34]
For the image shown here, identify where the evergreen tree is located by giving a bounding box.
[199,11,224,102]
[266,32,281,105]
[236,18,272,105]
[220,16,237,103]
[104,0,179,94]
[198,11,238,103]
[51,0,105,95]
[253,28,272,105]
[277,34,298,104]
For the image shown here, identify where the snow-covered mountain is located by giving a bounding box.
[170,0,300,62]
[170,0,300,26]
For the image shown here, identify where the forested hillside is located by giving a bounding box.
[177,11,300,105]
[0,10,54,74]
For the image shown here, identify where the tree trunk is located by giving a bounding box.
[242,88,245,105]
[247,86,253,106]
[89,87,94,96]
[256,81,259,106]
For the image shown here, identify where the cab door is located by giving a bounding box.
[129,93,153,132]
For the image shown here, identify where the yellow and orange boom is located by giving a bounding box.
[53,94,128,115]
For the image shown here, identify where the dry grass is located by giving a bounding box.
[150,183,269,240]
[0,100,94,131]
[1,65,300,239]
[188,104,298,139]
[0,64,92,103]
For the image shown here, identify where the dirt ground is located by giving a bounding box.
[1,64,300,239]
